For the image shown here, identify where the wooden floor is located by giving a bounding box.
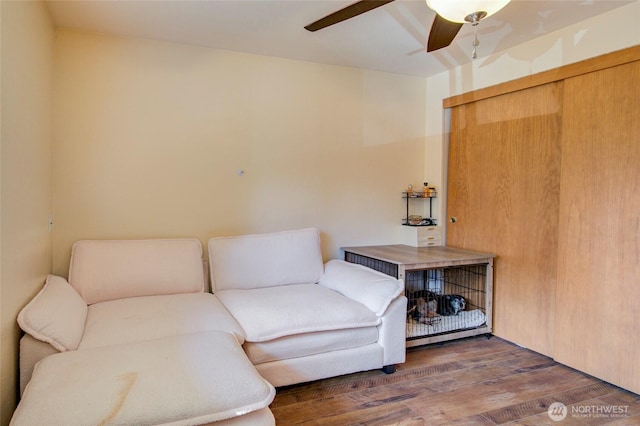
[270,336,640,425]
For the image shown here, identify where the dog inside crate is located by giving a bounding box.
[405,266,487,339]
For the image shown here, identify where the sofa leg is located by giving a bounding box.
[382,364,396,374]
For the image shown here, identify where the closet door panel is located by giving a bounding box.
[555,61,640,394]
[447,82,563,356]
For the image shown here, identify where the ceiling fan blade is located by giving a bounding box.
[305,0,395,32]
[426,14,463,52]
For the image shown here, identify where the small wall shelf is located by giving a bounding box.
[402,192,437,226]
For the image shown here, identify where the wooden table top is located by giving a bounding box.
[341,244,495,268]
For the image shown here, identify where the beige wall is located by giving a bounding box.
[50,4,640,278]
[0,1,54,424]
[52,30,427,276]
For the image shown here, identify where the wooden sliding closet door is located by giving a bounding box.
[555,60,640,394]
[447,83,563,356]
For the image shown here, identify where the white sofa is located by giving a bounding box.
[15,228,407,425]
[15,238,274,425]
[208,228,407,386]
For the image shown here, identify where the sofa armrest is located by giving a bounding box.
[20,334,60,396]
[318,260,403,317]
[378,296,408,366]
[17,275,87,352]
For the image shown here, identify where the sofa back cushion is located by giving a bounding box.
[69,239,205,304]
[208,228,324,291]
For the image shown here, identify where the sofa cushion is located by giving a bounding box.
[216,284,380,342]
[319,260,404,316]
[244,326,379,364]
[17,275,87,352]
[79,293,245,349]
[208,228,324,291]
[69,239,205,305]
[12,331,275,426]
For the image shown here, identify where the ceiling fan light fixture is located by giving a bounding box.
[425,0,511,23]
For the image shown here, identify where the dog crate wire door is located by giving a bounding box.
[404,264,490,346]
[342,245,494,347]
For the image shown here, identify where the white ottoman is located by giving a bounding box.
[11,331,275,425]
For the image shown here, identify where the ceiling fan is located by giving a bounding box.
[304,0,511,56]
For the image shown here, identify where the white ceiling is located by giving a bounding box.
[46,0,632,77]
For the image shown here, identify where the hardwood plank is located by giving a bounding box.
[598,389,640,410]
[271,337,639,424]
[515,394,640,426]
[399,366,600,421]
[607,415,640,426]
[480,382,620,424]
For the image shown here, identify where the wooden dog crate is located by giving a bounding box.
[342,245,494,347]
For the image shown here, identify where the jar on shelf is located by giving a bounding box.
[422,182,429,197]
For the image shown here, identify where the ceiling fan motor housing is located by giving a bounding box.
[426,0,510,23]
